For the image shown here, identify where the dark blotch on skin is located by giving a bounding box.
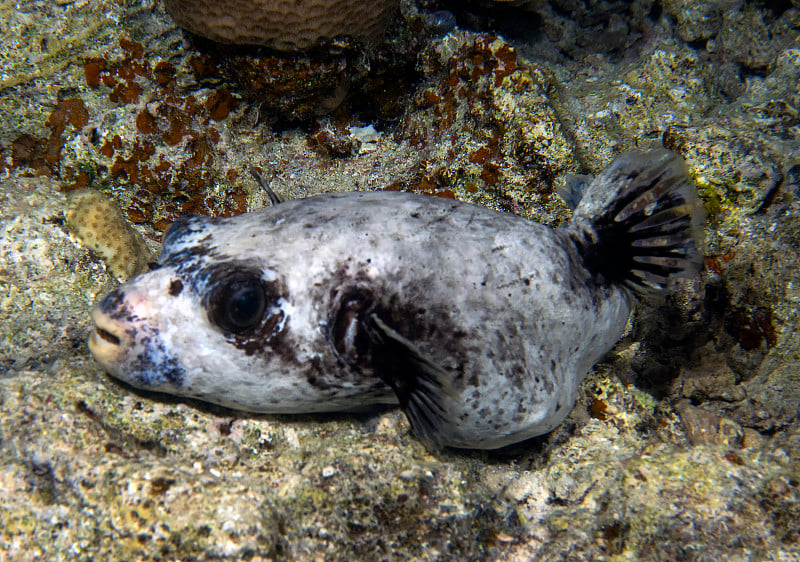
[330,285,376,368]
[128,333,186,387]
[168,279,183,296]
[162,244,214,284]
[200,260,269,304]
[233,307,287,357]
[199,260,295,361]
[99,288,136,323]
[162,215,217,249]
[323,261,471,394]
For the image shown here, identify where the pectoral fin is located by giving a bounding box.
[365,313,454,449]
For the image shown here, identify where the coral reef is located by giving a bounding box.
[164,0,399,50]
[65,189,154,280]
[1,0,800,559]
[396,32,575,224]
[161,0,419,124]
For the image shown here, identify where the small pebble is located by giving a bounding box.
[422,10,457,36]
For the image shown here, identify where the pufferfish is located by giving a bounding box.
[88,149,703,449]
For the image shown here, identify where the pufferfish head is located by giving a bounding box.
[87,215,347,413]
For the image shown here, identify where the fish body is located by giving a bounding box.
[89,150,703,449]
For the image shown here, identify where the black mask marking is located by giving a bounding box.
[209,275,269,334]
[202,261,292,358]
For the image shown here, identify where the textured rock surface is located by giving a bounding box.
[164,0,399,50]
[2,0,800,559]
[0,177,114,375]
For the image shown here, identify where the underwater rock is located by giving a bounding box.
[529,0,657,57]
[664,124,784,222]
[0,176,116,373]
[661,0,743,43]
[3,0,800,558]
[675,400,763,448]
[164,0,399,50]
[171,1,427,123]
[421,9,458,36]
[399,31,576,223]
[212,46,355,121]
[66,189,154,280]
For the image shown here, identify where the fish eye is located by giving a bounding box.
[210,277,268,334]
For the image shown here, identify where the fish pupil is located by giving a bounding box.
[212,279,267,333]
[230,285,264,325]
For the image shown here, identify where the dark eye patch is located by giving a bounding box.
[197,261,291,356]
[209,274,269,334]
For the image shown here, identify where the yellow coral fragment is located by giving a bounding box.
[66,189,154,280]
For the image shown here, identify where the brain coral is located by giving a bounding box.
[164,0,400,50]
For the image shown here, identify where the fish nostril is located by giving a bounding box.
[96,326,121,346]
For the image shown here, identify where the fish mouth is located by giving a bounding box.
[94,325,121,346]
[88,307,129,372]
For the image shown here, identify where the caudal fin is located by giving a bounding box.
[569,149,704,295]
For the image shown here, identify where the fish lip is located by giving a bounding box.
[88,306,128,371]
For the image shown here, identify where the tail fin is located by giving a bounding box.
[569,149,704,296]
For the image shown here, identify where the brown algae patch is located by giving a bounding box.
[66,189,154,280]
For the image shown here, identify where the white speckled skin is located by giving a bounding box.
[90,151,701,449]
[91,192,628,448]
